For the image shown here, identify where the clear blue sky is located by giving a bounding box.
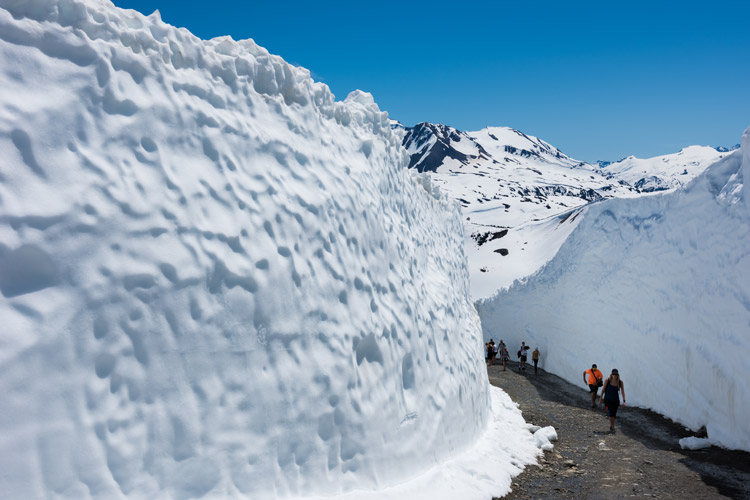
[113,0,749,162]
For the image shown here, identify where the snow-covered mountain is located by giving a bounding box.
[0,2,539,499]
[598,145,734,193]
[400,122,730,298]
[399,122,632,297]
[477,127,750,452]
[401,123,615,211]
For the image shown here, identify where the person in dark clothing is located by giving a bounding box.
[532,347,540,374]
[599,368,626,432]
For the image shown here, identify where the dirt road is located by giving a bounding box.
[487,362,750,499]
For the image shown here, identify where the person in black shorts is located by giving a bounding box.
[599,368,626,432]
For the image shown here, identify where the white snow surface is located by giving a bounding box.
[456,137,728,298]
[302,387,539,500]
[532,426,557,452]
[601,145,728,192]
[0,1,539,498]
[679,437,712,451]
[477,128,750,451]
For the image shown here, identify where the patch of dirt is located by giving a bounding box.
[488,362,750,499]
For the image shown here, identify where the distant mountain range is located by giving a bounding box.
[597,145,739,192]
[392,121,737,298]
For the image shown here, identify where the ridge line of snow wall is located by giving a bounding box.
[0,1,537,498]
[477,128,750,451]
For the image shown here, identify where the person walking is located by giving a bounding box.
[486,342,493,367]
[518,342,527,370]
[599,368,626,432]
[500,346,510,371]
[532,347,540,374]
[583,364,604,408]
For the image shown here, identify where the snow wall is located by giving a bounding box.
[478,127,750,451]
[0,1,538,498]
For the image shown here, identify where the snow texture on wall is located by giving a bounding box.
[477,127,750,451]
[0,1,538,498]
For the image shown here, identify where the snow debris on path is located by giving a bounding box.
[679,437,712,451]
[524,423,558,451]
[0,1,538,498]
[532,426,558,452]
[477,126,750,452]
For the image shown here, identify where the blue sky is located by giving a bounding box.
[114,0,750,162]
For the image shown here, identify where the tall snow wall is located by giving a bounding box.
[477,127,750,451]
[0,1,509,498]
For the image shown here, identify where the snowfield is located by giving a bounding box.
[400,121,736,300]
[477,127,750,452]
[0,1,539,499]
[601,145,730,192]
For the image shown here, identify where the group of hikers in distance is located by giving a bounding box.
[485,339,540,374]
[485,339,627,433]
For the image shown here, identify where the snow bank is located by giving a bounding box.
[477,127,750,451]
[302,387,539,500]
[0,1,537,498]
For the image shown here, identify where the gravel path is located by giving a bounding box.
[487,362,750,499]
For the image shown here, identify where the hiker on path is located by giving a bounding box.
[486,342,493,367]
[532,347,540,374]
[500,346,510,371]
[599,368,626,432]
[583,364,604,408]
[489,339,497,365]
[518,342,527,370]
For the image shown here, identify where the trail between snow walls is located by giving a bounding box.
[478,129,750,452]
[488,362,750,499]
